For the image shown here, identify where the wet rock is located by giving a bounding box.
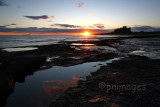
[50,55,160,107]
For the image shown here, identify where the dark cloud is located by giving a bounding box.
[0,0,8,6]
[0,27,79,33]
[24,15,50,20]
[132,26,160,32]
[11,24,16,25]
[0,26,6,28]
[0,24,16,28]
[77,3,86,8]
[93,24,105,29]
[51,24,81,28]
[89,26,95,29]
[0,27,109,33]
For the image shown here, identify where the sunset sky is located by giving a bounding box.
[0,0,160,35]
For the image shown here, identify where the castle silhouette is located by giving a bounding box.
[111,26,132,34]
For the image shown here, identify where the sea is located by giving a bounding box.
[0,35,103,48]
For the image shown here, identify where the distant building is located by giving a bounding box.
[111,26,132,34]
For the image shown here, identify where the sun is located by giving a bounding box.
[83,31,90,36]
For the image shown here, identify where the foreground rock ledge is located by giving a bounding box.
[50,55,160,107]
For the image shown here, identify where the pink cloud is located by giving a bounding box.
[89,12,95,16]
[51,16,55,19]
[47,20,53,22]
[70,3,76,6]
[59,10,63,13]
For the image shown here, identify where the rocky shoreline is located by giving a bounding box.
[49,35,160,107]
[50,55,160,107]
[0,35,160,107]
[0,37,121,106]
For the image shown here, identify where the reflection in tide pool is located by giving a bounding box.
[6,58,121,107]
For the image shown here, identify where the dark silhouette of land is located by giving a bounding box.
[110,26,132,34]
[94,26,160,35]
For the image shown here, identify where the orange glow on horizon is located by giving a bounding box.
[81,31,91,36]
[0,30,104,36]
[0,32,81,36]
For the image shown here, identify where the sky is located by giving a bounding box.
[0,0,160,35]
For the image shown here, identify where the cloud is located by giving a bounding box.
[47,20,53,22]
[88,12,95,16]
[0,26,111,34]
[93,24,105,29]
[0,0,8,6]
[0,24,16,28]
[11,24,16,25]
[51,16,55,19]
[132,26,160,32]
[71,2,86,9]
[24,15,50,20]
[89,26,95,29]
[0,26,6,28]
[51,24,81,28]
[77,3,86,8]
[59,10,63,13]
[0,27,76,33]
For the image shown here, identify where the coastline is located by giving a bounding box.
[0,36,120,106]
[0,34,160,106]
[50,55,160,107]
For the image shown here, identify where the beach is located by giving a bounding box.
[0,34,160,107]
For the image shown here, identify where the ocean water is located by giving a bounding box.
[0,35,123,48]
[0,35,96,48]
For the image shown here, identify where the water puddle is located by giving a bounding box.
[72,45,118,54]
[2,47,38,52]
[6,57,122,107]
[71,43,95,46]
